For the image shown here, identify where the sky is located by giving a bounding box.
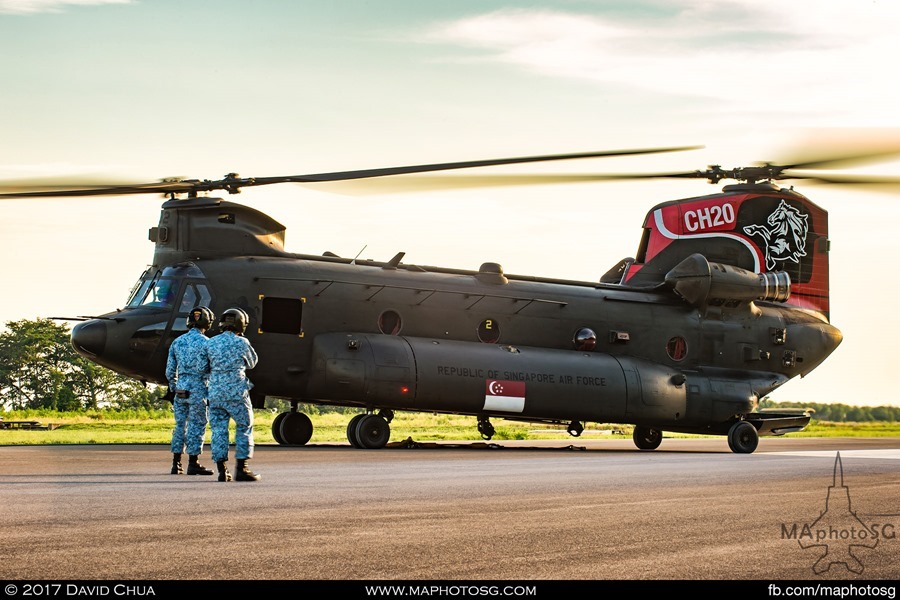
[1,0,899,408]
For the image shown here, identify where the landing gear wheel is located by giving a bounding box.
[347,413,366,448]
[354,414,391,449]
[279,412,313,446]
[727,421,759,454]
[567,420,584,437]
[633,426,662,450]
[477,417,495,441]
[271,412,288,445]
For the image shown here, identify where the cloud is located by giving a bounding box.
[423,1,900,125]
[0,0,131,14]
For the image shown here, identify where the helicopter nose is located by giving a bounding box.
[71,320,107,358]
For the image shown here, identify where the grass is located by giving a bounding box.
[1,409,898,445]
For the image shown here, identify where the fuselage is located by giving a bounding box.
[72,245,841,435]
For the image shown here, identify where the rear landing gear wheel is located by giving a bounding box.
[347,413,366,448]
[279,412,313,446]
[353,413,391,449]
[271,412,288,445]
[633,426,662,450]
[727,421,759,454]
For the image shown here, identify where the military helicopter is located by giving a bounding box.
[3,139,898,453]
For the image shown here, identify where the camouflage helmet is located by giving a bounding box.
[219,307,249,335]
[186,306,215,330]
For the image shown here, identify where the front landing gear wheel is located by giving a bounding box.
[477,417,495,440]
[279,412,313,446]
[633,426,662,450]
[567,420,584,437]
[727,421,759,454]
[346,414,366,448]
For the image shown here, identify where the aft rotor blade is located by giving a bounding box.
[780,171,900,189]
[247,146,705,185]
[765,128,900,170]
[298,171,704,194]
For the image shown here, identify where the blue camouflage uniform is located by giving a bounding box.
[166,327,211,456]
[208,331,259,462]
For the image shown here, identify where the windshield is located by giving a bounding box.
[127,275,179,308]
[125,263,212,312]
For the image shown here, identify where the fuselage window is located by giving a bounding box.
[666,336,687,361]
[260,296,304,335]
[477,318,501,344]
[573,327,597,351]
[378,310,402,335]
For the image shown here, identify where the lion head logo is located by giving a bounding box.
[743,199,809,270]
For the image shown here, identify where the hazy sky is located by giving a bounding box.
[1,0,899,407]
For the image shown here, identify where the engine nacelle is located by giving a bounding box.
[664,253,790,309]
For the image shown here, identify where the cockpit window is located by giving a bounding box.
[127,274,179,308]
[126,263,210,310]
[162,263,205,278]
[177,284,212,314]
[145,278,178,307]
[126,278,153,307]
[179,286,197,314]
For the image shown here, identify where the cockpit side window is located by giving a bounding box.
[126,278,153,307]
[176,283,212,315]
[125,268,151,306]
[178,286,197,314]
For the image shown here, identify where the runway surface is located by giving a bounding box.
[0,437,898,582]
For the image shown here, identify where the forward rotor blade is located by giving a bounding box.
[0,145,703,198]
[0,178,198,198]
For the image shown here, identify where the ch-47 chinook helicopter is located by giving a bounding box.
[3,140,899,453]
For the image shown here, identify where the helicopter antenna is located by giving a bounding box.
[350,244,368,265]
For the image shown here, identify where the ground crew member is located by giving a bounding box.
[208,307,260,482]
[165,306,215,476]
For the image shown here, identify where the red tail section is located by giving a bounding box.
[622,184,831,318]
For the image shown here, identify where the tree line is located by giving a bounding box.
[1,318,898,420]
[759,398,900,422]
[0,319,165,411]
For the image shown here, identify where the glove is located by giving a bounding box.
[163,387,175,404]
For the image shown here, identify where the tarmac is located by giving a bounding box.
[0,437,898,585]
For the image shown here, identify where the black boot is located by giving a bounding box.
[235,458,261,482]
[187,455,213,476]
[171,453,183,475]
[216,460,232,482]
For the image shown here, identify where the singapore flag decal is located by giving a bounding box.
[483,380,526,413]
